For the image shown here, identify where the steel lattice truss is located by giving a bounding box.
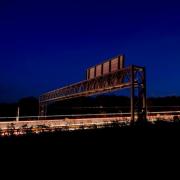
[39,65,147,122]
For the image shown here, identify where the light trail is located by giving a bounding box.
[0,111,179,136]
[0,111,180,120]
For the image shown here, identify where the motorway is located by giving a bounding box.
[0,111,180,136]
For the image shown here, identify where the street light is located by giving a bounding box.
[16,106,20,122]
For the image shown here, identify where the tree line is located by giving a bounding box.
[0,96,180,118]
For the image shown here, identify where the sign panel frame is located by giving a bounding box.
[86,55,125,80]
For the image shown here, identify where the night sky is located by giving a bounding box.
[0,0,180,102]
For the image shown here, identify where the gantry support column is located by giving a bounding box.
[142,67,147,121]
[131,65,135,124]
[39,102,47,118]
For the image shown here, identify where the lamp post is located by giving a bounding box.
[16,106,20,122]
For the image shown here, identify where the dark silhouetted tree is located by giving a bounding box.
[18,97,39,116]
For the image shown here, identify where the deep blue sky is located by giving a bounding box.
[0,0,180,102]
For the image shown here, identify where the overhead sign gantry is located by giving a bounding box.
[39,55,147,123]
